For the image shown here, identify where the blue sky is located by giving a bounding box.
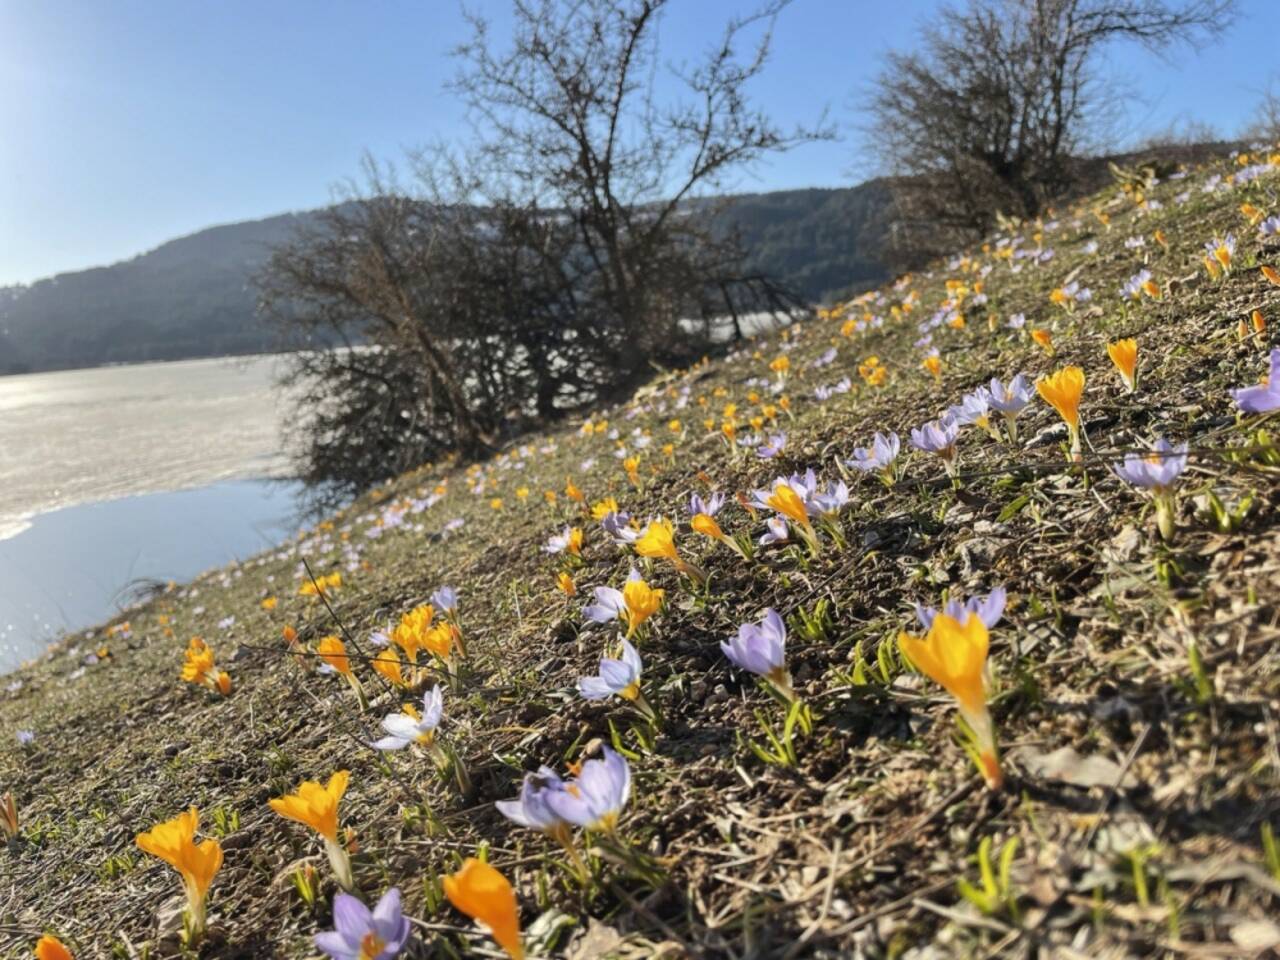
[1,0,1276,286]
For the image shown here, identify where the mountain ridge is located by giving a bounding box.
[0,183,896,375]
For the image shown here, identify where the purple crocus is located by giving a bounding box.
[1112,438,1189,541]
[370,687,444,751]
[688,492,725,518]
[948,388,997,438]
[758,516,789,546]
[812,479,851,515]
[431,586,458,614]
[1232,348,1280,413]
[757,433,787,459]
[315,888,411,960]
[578,639,643,701]
[988,374,1033,441]
[546,747,631,833]
[1259,215,1280,238]
[600,511,640,546]
[916,586,1007,632]
[910,413,961,473]
[1121,269,1152,300]
[496,767,571,837]
[721,608,793,698]
[847,432,901,482]
[1112,439,1189,493]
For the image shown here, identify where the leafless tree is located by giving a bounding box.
[452,0,829,364]
[1244,75,1280,143]
[259,1,822,502]
[866,0,1236,260]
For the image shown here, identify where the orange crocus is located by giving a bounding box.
[899,613,1001,790]
[1106,338,1138,392]
[268,771,353,889]
[444,858,525,960]
[34,936,73,960]
[1036,365,1085,458]
[135,808,223,939]
[316,635,352,676]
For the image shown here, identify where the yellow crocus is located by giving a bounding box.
[556,571,576,597]
[621,577,664,638]
[135,808,223,939]
[635,519,705,584]
[372,647,407,688]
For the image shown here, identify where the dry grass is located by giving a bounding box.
[3,148,1280,959]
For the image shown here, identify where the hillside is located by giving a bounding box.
[0,184,897,376]
[3,146,1280,958]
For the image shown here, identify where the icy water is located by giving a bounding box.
[0,356,303,671]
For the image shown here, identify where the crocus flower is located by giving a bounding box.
[315,889,411,960]
[758,516,789,546]
[0,791,16,840]
[583,569,663,638]
[721,607,794,700]
[948,388,1000,440]
[756,433,787,458]
[600,510,640,547]
[1232,348,1280,413]
[1113,438,1189,540]
[317,635,352,676]
[1119,270,1149,301]
[497,768,571,840]
[546,747,631,833]
[181,638,230,696]
[431,586,458,614]
[135,809,224,940]
[371,648,407,689]
[34,936,73,960]
[751,476,821,553]
[1036,366,1086,459]
[443,859,524,960]
[846,432,900,484]
[371,687,444,750]
[915,586,1006,631]
[577,638,651,718]
[635,519,705,584]
[988,374,1033,442]
[269,771,354,889]
[910,413,961,475]
[544,527,583,556]
[898,613,1001,790]
[1107,338,1138,392]
[1205,233,1235,273]
[556,571,576,596]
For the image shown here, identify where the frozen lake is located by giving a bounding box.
[0,356,303,671]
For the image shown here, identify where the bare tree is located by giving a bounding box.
[260,0,824,502]
[452,0,830,372]
[866,0,1236,260]
[1244,75,1280,143]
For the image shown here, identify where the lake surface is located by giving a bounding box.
[0,356,302,671]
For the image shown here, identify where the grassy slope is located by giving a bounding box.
[3,148,1280,959]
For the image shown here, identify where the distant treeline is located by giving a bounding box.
[0,184,896,377]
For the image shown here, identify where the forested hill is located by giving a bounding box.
[0,181,896,375]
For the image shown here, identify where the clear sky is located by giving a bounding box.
[1,0,1276,287]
